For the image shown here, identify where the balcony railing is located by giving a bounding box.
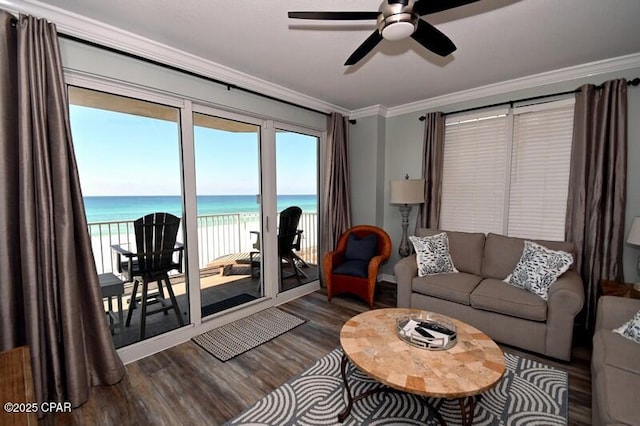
[88,212,318,275]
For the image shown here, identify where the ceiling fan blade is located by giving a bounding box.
[288,11,380,20]
[345,31,383,66]
[413,0,479,16]
[410,20,456,57]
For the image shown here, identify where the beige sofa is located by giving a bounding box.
[591,296,640,425]
[394,228,584,361]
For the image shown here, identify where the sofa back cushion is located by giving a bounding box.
[415,228,486,275]
[481,233,576,279]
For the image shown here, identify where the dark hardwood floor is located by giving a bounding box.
[46,282,592,425]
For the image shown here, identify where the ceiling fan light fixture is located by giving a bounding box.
[378,13,417,41]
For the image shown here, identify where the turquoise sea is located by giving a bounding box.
[84,195,318,223]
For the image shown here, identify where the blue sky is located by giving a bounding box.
[70,105,318,196]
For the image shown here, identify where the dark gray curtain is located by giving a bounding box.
[566,79,628,331]
[415,112,445,230]
[0,11,124,409]
[321,113,352,260]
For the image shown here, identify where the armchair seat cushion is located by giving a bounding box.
[333,260,369,278]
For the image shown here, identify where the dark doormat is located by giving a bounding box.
[192,307,306,361]
[201,293,257,317]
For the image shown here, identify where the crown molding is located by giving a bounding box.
[349,104,389,120]
[6,0,638,121]
[3,0,350,116]
[384,53,640,118]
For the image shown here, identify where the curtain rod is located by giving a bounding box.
[9,17,330,117]
[419,77,640,121]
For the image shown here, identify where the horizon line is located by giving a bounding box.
[83,193,318,197]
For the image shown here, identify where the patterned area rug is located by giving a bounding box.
[226,347,568,425]
[192,307,305,361]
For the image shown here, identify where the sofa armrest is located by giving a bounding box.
[394,255,417,308]
[596,295,640,332]
[545,270,585,360]
[547,270,585,316]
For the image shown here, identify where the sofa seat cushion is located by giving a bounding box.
[470,278,547,321]
[593,330,640,375]
[593,362,640,425]
[412,272,482,306]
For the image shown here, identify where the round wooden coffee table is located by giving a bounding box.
[338,308,505,425]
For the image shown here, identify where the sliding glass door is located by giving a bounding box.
[68,81,323,352]
[275,129,319,292]
[193,110,263,317]
[68,86,188,348]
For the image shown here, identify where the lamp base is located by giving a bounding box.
[398,204,412,258]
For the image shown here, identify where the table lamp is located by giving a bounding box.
[389,174,425,257]
[627,216,640,290]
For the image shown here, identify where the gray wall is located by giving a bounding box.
[351,67,640,279]
[348,115,387,227]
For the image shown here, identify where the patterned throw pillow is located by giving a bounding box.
[614,310,640,344]
[409,233,458,277]
[506,241,573,300]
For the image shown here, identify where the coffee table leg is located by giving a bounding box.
[337,354,353,422]
[337,354,389,423]
[458,396,476,426]
[338,353,469,425]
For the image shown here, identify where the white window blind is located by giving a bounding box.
[439,99,574,240]
[440,113,509,234]
[507,103,574,240]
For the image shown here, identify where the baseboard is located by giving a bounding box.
[379,273,396,284]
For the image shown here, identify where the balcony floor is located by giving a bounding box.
[106,262,319,349]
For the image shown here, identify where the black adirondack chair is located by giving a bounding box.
[111,212,185,340]
[250,206,305,285]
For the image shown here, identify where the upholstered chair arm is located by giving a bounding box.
[545,270,585,360]
[394,254,418,308]
[367,254,386,278]
[323,250,344,288]
[324,251,345,271]
[595,296,640,332]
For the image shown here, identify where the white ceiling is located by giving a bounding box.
[27,0,640,111]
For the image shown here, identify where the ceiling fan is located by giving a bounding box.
[288,0,479,66]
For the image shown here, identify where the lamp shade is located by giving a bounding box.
[628,217,640,246]
[389,179,425,204]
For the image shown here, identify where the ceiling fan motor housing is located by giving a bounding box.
[378,0,418,40]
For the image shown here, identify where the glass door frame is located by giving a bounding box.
[186,104,272,323]
[66,69,325,363]
[184,113,324,306]
[271,121,323,300]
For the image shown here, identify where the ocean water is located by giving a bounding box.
[84,194,317,223]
